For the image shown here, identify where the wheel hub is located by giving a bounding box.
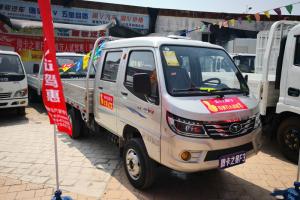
[284,128,300,151]
[126,149,141,180]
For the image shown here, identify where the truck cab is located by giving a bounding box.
[0,50,28,114]
[275,22,300,162]
[247,21,300,163]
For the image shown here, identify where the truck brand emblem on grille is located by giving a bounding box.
[229,123,242,134]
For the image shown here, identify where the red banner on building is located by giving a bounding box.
[38,0,72,135]
[201,97,248,113]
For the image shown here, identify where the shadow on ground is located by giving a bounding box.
[0,107,29,127]
[261,136,296,165]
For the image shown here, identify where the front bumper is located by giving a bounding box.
[161,127,262,172]
[0,97,28,109]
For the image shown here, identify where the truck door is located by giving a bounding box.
[117,48,161,161]
[94,51,123,133]
[285,33,300,108]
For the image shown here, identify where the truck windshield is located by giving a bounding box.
[160,45,249,96]
[233,55,255,73]
[57,56,88,78]
[0,54,24,75]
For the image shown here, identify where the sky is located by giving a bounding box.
[86,0,300,15]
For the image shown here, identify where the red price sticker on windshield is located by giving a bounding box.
[100,93,114,110]
[201,97,248,113]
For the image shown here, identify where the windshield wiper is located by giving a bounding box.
[172,88,212,95]
[0,72,22,76]
[213,88,249,96]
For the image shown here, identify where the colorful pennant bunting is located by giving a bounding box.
[246,15,252,23]
[229,19,235,26]
[264,11,270,19]
[254,13,261,22]
[223,20,228,28]
[274,8,282,16]
[218,21,223,29]
[237,17,242,25]
[285,4,293,14]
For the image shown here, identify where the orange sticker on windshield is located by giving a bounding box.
[100,93,114,110]
[201,97,248,113]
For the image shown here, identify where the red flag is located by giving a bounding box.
[38,0,72,135]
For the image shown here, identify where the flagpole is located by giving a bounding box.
[53,125,60,191]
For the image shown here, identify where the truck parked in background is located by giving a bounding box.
[27,52,84,102]
[0,50,28,115]
[62,36,262,189]
[230,53,255,73]
[246,21,300,163]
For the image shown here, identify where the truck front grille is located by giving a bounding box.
[204,117,256,139]
[0,92,12,99]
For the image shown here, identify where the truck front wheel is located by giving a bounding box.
[123,138,156,189]
[277,117,300,163]
[67,108,82,139]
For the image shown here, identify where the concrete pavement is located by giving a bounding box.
[0,105,298,199]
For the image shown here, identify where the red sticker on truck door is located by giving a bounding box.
[100,93,114,110]
[201,97,248,113]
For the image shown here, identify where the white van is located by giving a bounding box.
[0,51,28,114]
[63,36,262,189]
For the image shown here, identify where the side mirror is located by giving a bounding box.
[244,74,248,83]
[133,73,151,95]
[33,64,40,74]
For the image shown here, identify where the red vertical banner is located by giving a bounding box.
[38,0,72,135]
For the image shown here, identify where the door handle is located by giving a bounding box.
[98,86,103,90]
[288,87,300,97]
[121,92,128,96]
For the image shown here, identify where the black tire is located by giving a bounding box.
[277,117,300,163]
[67,108,83,139]
[123,138,156,189]
[28,89,40,103]
[17,107,26,116]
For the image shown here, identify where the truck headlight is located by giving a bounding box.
[254,113,261,129]
[14,88,28,97]
[166,112,208,138]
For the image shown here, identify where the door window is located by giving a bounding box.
[294,36,300,66]
[124,51,159,104]
[101,51,122,82]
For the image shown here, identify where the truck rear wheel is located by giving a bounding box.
[28,88,40,103]
[67,108,83,139]
[277,117,300,163]
[123,138,156,189]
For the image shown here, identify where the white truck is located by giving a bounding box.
[246,21,300,163]
[27,52,84,102]
[230,53,255,73]
[0,50,28,115]
[62,36,262,189]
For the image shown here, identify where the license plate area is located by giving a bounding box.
[219,151,246,169]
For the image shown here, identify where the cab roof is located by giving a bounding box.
[0,50,21,56]
[104,36,223,50]
[56,52,85,57]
